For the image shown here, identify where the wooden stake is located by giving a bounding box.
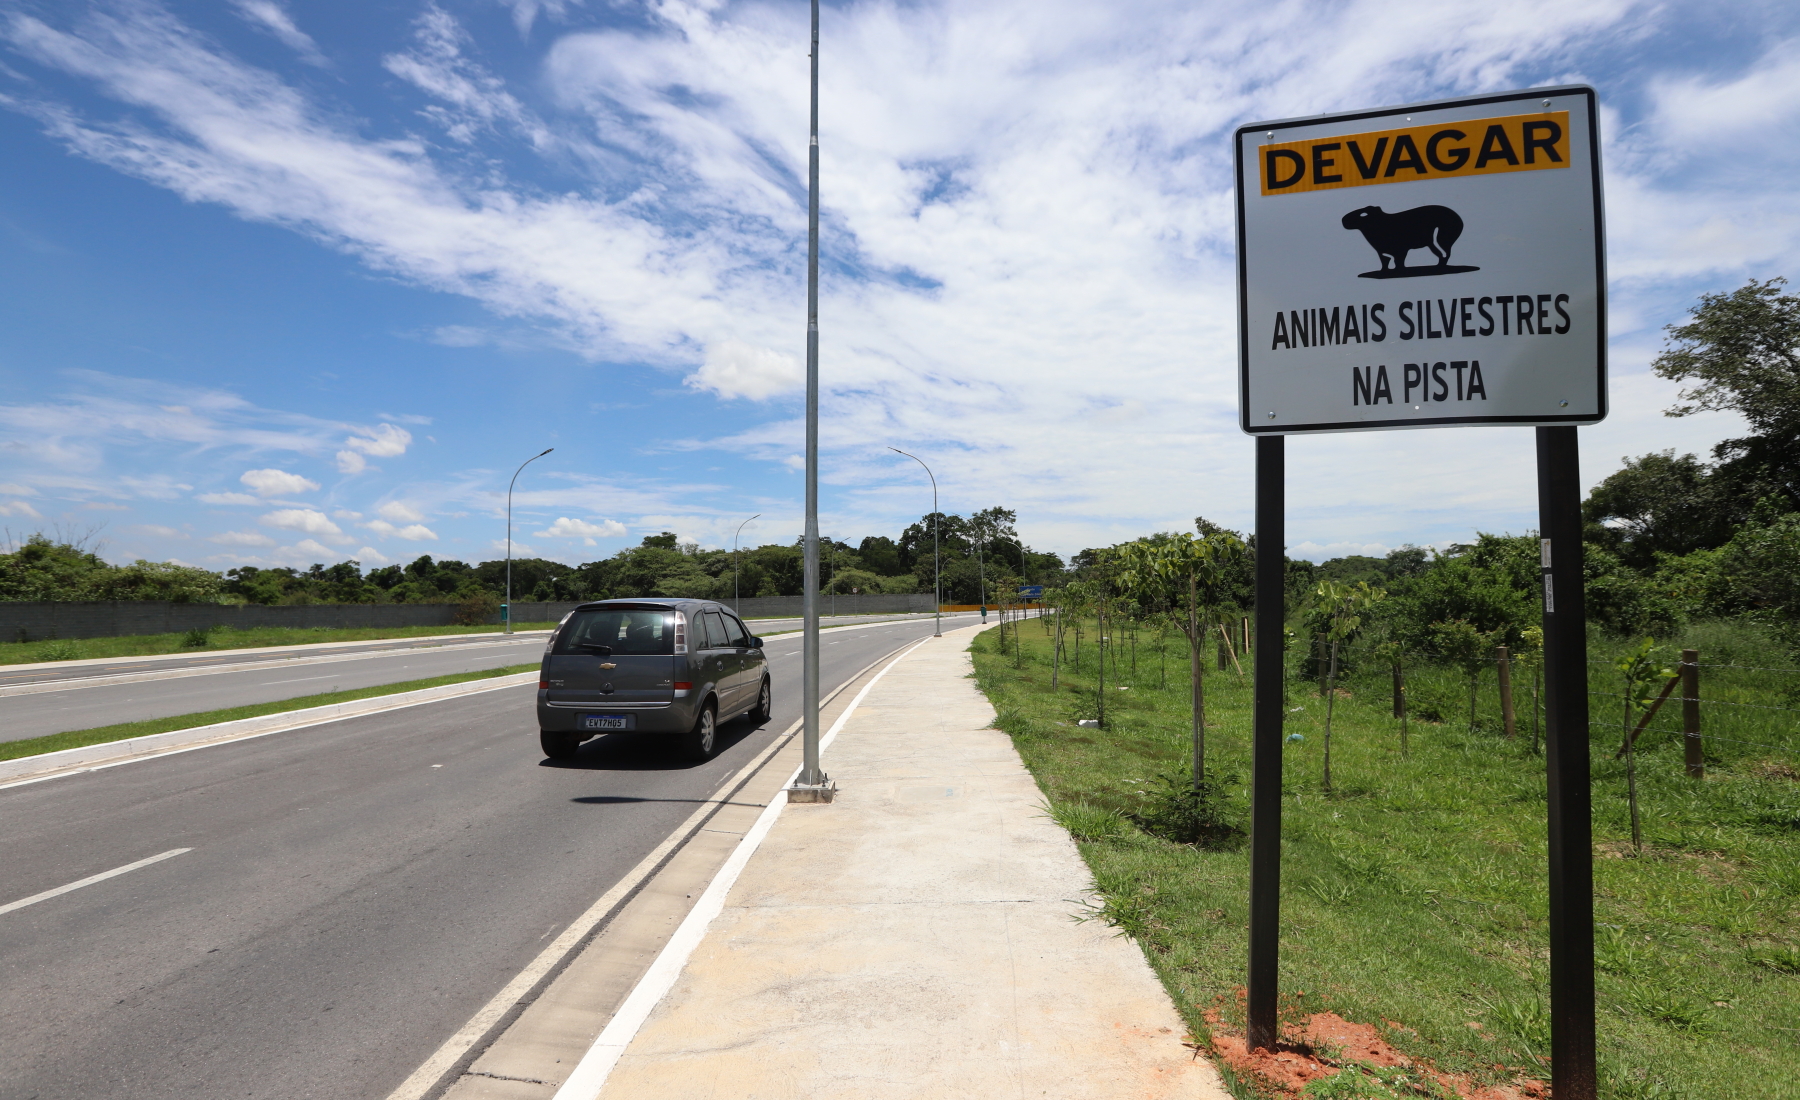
[1498,645,1517,739]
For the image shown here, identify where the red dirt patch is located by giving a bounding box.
[1202,995,1548,1099]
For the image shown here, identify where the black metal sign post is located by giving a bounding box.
[1234,87,1605,1097]
[1537,425,1597,1098]
[1246,435,1285,1053]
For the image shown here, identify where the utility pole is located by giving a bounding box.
[504,447,553,635]
[889,447,940,637]
[793,0,828,797]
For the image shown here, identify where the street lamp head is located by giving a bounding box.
[537,447,554,457]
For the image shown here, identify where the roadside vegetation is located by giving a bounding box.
[0,662,538,763]
[0,622,563,667]
[972,619,1800,1100]
[3,506,1061,609]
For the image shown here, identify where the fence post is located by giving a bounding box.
[1497,644,1516,739]
[1218,634,1229,671]
[1682,648,1702,779]
[1316,633,1328,695]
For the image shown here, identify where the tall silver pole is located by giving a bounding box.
[889,447,940,637]
[504,447,553,635]
[799,0,824,788]
[733,513,760,615]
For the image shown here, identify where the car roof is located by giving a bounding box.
[571,598,732,613]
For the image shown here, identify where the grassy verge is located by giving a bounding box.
[0,622,561,667]
[970,619,1800,1100]
[0,663,537,764]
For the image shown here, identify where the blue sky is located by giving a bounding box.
[0,0,1795,569]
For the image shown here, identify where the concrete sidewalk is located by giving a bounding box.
[585,623,1231,1099]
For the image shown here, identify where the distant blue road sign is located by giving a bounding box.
[1016,585,1044,598]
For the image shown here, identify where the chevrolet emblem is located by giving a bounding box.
[599,662,617,670]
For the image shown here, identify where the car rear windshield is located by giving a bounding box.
[552,609,675,656]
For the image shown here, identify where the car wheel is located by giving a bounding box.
[752,678,772,724]
[540,729,582,760]
[679,702,718,762]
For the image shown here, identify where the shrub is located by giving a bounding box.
[454,590,501,626]
[1131,772,1242,848]
[180,626,218,648]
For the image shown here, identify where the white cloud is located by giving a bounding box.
[129,524,184,538]
[291,538,340,559]
[377,500,425,522]
[354,545,391,564]
[260,508,349,542]
[365,519,439,541]
[6,1,1797,556]
[240,468,320,497]
[84,502,130,511]
[344,424,412,458]
[333,509,362,520]
[229,0,326,65]
[536,516,627,546]
[197,491,262,505]
[0,483,37,495]
[210,529,277,546]
[686,341,804,401]
[0,500,43,518]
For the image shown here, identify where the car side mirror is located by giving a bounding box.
[748,636,762,649]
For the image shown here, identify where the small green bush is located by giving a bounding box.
[1131,772,1242,848]
[34,640,85,662]
[179,626,218,648]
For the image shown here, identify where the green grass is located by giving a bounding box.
[0,662,537,764]
[0,622,563,667]
[970,617,1800,1100]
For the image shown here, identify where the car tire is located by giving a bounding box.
[679,702,718,762]
[751,678,772,725]
[540,729,582,760]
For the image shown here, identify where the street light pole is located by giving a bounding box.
[505,447,553,635]
[797,0,826,791]
[889,447,940,637]
[733,513,760,615]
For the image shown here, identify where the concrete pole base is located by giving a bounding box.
[786,780,837,804]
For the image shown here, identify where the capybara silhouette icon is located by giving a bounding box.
[1342,205,1477,279]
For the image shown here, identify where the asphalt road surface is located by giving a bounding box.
[0,615,968,1100]
[0,612,974,743]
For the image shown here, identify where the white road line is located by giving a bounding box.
[0,848,192,917]
[258,674,339,685]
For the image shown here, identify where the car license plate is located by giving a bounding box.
[581,714,633,731]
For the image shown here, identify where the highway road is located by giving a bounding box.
[0,614,963,1100]
[0,611,975,743]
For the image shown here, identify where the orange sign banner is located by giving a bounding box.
[1258,111,1570,196]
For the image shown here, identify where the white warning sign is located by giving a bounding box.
[1235,86,1606,434]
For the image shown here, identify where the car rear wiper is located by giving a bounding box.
[577,643,614,656]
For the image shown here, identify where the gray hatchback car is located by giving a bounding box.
[536,599,771,762]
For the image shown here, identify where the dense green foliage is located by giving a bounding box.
[1,505,1064,606]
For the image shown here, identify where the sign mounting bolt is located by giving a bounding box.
[1266,411,1276,419]
[1559,400,1569,407]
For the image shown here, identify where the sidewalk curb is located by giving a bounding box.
[0,671,539,790]
[548,630,952,1100]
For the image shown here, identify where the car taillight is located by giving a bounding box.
[538,680,549,689]
[673,610,688,654]
[673,681,693,690]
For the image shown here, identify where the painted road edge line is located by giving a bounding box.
[383,638,920,1100]
[0,848,192,917]
[548,633,937,1100]
[0,672,539,791]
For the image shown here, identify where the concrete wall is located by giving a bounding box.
[1,593,937,642]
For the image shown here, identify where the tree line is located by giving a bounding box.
[0,505,1065,607]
